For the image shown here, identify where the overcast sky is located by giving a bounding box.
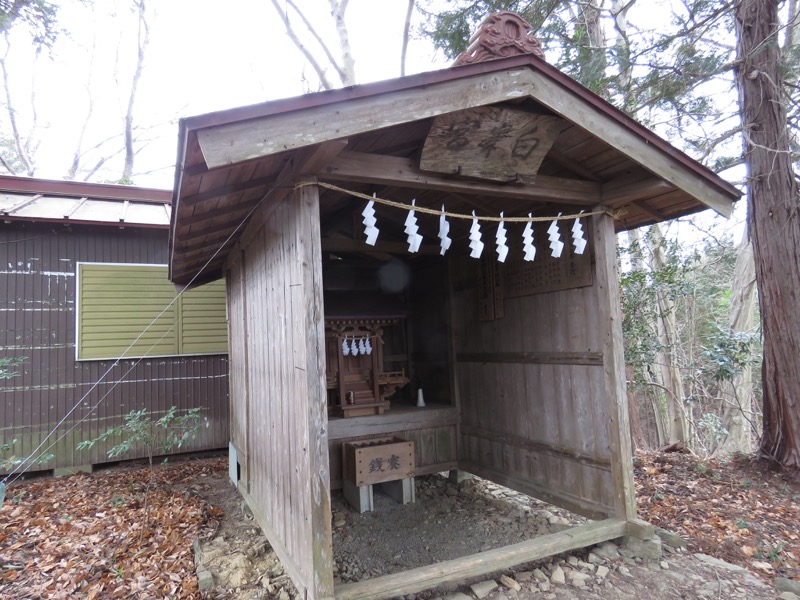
[4,0,449,188]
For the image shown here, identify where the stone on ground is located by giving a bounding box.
[470,579,498,599]
[777,578,800,595]
[499,574,521,591]
[550,565,566,585]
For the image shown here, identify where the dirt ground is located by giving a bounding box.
[2,452,798,599]
[188,456,786,600]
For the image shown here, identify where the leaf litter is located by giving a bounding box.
[0,451,798,598]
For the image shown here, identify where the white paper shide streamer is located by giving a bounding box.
[342,338,350,356]
[469,211,484,258]
[438,205,452,256]
[350,338,359,356]
[522,213,536,262]
[404,199,423,253]
[547,213,564,258]
[495,212,508,262]
[361,194,379,246]
[364,337,372,355]
[572,211,586,254]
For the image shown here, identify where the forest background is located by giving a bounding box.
[2,0,799,467]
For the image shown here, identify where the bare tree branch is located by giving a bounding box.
[122,0,149,182]
[0,34,34,175]
[285,0,347,83]
[269,0,334,89]
[400,0,414,77]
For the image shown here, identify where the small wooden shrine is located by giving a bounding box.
[324,317,409,418]
[168,11,740,600]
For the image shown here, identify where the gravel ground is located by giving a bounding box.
[190,464,780,599]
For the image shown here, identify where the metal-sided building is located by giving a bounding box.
[168,13,740,600]
[0,175,229,473]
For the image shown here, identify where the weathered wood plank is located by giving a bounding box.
[334,518,628,600]
[592,211,637,521]
[197,69,540,168]
[320,151,600,205]
[522,69,735,216]
[456,351,603,366]
[297,179,335,599]
[460,424,611,468]
[420,106,561,182]
[460,460,610,519]
[327,407,458,440]
[320,236,441,256]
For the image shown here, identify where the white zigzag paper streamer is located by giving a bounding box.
[438,205,452,256]
[404,199,423,253]
[469,211,484,259]
[361,195,379,246]
[350,338,360,356]
[358,337,367,354]
[364,337,372,355]
[522,213,536,262]
[342,338,350,356]
[495,212,508,262]
[572,211,587,254]
[547,213,564,258]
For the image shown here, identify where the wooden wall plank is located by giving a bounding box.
[451,247,618,518]
[225,181,333,599]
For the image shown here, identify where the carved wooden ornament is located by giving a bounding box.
[420,105,562,183]
[454,11,545,66]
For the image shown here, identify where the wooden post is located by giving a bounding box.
[297,177,335,598]
[592,210,637,521]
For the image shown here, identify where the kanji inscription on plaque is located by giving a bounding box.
[420,106,562,183]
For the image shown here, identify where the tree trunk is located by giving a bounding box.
[713,233,757,456]
[648,224,690,445]
[736,0,800,467]
[121,0,149,183]
[627,228,669,447]
[329,0,356,86]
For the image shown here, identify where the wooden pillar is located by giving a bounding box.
[592,211,637,521]
[296,177,335,598]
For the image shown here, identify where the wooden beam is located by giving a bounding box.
[197,69,540,168]
[461,424,611,468]
[181,173,282,208]
[546,148,602,181]
[328,407,458,440]
[334,518,628,600]
[320,151,600,205]
[321,236,441,256]
[237,141,349,252]
[601,177,674,205]
[631,199,667,222]
[181,201,254,226]
[523,69,735,216]
[456,350,603,366]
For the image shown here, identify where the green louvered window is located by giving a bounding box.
[77,263,228,360]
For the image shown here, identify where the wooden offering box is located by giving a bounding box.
[342,437,415,487]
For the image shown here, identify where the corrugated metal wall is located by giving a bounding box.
[0,222,229,473]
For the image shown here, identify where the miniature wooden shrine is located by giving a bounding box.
[325,317,409,418]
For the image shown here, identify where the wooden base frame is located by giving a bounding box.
[334,517,638,599]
